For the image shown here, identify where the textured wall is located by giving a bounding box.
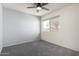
[41,4,79,52]
[3,7,40,47]
[0,4,3,53]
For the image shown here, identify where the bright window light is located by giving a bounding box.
[43,20,50,32]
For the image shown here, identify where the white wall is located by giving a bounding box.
[3,7,40,47]
[0,4,3,53]
[41,4,79,52]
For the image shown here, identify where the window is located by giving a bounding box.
[42,15,60,32]
[50,18,59,32]
[42,20,50,32]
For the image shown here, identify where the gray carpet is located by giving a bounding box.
[0,40,79,56]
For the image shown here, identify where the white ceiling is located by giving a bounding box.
[2,3,72,16]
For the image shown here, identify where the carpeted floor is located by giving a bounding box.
[0,40,79,56]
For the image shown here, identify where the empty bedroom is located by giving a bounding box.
[0,3,79,56]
